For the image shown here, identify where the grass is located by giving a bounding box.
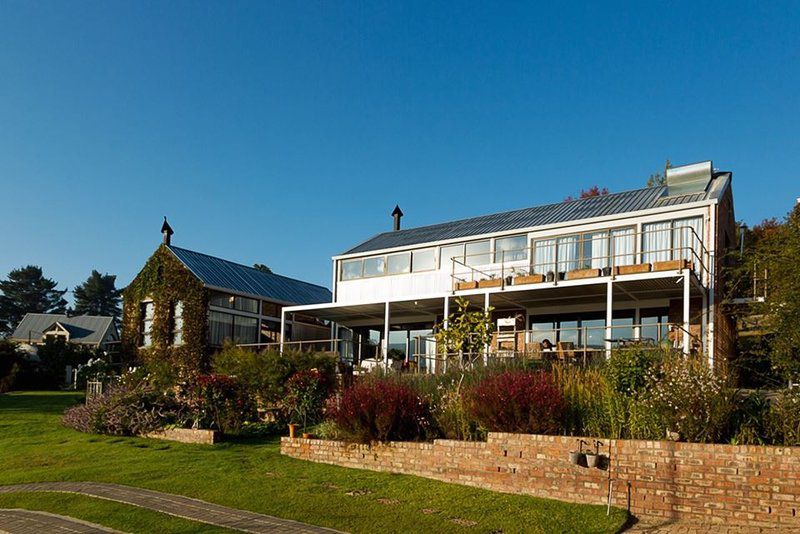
[0,392,628,533]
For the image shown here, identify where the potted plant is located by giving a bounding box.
[288,422,298,438]
[512,268,545,285]
[585,440,602,468]
[569,439,588,466]
[455,279,479,290]
[478,274,503,288]
[546,271,556,283]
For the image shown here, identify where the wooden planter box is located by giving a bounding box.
[565,268,600,280]
[146,428,220,445]
[513,274,545,285]
[455,280,478,291]
[478,278,503,289]
[615,263,651,275]
[652,259,691,272]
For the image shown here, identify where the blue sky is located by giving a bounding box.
[1,1,798,299]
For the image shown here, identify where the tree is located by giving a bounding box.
[433,297,495,367]
[564,186,609,202]
[0,266,67,334]
[646,159,672,187]
[73,270,121,319]
[253,264,272,273]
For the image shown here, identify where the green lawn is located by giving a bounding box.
[0,392,628,533]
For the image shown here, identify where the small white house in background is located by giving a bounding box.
[273,160,737,373]
[9,313,119,352]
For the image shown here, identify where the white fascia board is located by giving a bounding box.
[332,199,718,261]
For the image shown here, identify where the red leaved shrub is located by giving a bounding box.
[464,370,564,434]
[329,377,432,442]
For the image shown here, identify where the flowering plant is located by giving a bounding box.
[186,374,256,434]
[283,369,329,430]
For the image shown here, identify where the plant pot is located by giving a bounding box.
[615,263,651,275]
[546,271,555,282]
[288,423,297,439]
[478,278,503,289]
[585,453,599,468]
[302,432,313,439]
[601,266,612,277]
[652,259,690,272]
[568,451,585,465]
[455,280,478,291]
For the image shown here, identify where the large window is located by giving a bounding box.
[494,235,528,262]
[642,217,703,263]
[440,244,465,269]
[209,291,258,314]
[140,301,154,347]
[339,249,435,280]
[233,316,258,344]
[465,240,490,266]
[209,311,258,346]
[533,239,556,272]
[172,301,183,345]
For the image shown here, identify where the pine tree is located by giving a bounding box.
[0,266,68,334]
[73,270,122,319]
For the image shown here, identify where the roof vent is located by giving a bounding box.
[665,161,713,197]
[391,205,404,231]
[161,216,174,245]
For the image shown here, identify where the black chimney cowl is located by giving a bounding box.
[391,205,404,231]
[161,217,174,245]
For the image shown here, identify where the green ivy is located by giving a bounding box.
[121,245,209,382]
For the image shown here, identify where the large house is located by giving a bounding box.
[9,313,118,351]
[278,161,736,372]
[120,220,332,371]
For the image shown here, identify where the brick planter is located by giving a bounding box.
[615,263,651,275]
[565,268,600,280]
[282,433,800,528]
[146,428,220,445]
[477,278,503,289]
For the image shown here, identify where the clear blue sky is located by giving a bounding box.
[1,1,798,300]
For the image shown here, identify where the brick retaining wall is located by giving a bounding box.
[281,433,800,527]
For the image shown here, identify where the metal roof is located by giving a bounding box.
[10,314,115,345]
[167,245,332,305]
[344,175,729,255]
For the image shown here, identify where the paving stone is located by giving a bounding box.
[0,508,122,533]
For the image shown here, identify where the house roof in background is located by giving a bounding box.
[9,314,115,345]
[343,173,731,255]
[167,245,332,305]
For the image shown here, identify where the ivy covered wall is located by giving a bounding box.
[121,245,209,377]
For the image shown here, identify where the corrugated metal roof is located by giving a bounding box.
[10,314,115,345]
[168,245,332,305]
[344,177,727,255]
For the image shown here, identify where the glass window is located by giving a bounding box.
[234,296,258,314]
[582,231,608,269]
[363,256,386,277]
[209,292,234,309]
[559,320,580,345]
[557,235,580,272]
[673,217,703,262]
[261,301,281,318]
[529,320,556,345]
[611,317,634,340]
[465,240,490,266]
[140,301,154,347]
[495,235,528,262]
[387,252,411,275]
[260,319,281,344]
[440,244,465,269]
[582,318,606,348]
[341,259,363,280]
[642,221,672,263]
[172,301,183,346]
[209,311,233,346]
[611,227,636,267]
[533,239,556,273]
[233,315,258,344]
[412,249,436,272]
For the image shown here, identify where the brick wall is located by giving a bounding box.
[282,433,800,527]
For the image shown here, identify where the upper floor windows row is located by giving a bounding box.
[209,292,259,314]
[341,248,436,280]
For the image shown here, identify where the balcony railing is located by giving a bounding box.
[450,226,710,290]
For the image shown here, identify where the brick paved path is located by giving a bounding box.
[0,482,342,533]
[0,508,122,533]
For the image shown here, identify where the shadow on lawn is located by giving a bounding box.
[0,391,82,415]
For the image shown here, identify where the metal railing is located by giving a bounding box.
[451,226,710,290]
[237,338,380,364]
[408,322,701,374]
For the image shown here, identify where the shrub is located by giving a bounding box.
[75,358,112,389]
[62,385,185,436]
[639,357,733,442]
[431,376,482,440]
[767,388,800,446]
[284,369,330,430]
[729,391,771,445]
[186,374,257,434]
[329,376,432,442]
[604,346,664,396]
[552,364,605,436]
[464,370,564,434]
[212,345,338,407]
[0,339,21,393]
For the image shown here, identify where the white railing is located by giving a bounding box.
[450,226,710,291]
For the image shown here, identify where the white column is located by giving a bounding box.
[605,281,613,358]
[683,270,691,356]
[633,307,641,339]
[330,322,337,353]
[279,309,286,354]
[484,292,490,365]
[383,302,391,372]
[437,296,449,375]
